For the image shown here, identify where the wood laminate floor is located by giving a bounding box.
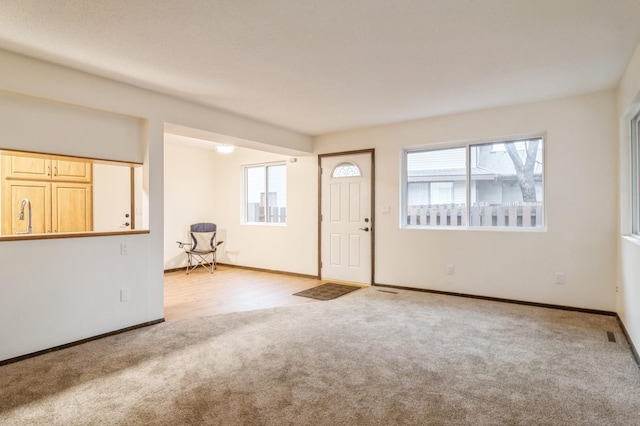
[164,265,323,321]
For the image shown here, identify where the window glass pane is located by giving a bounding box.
[244,163,287,224]
[246,166,265,223]
[404,137,544,230]
[406,148,466,227]
[267,164,287,223]
[470,138,543,228]
[407,182,429,206]
[430,182,454,205]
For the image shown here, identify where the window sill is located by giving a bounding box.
[622,235,640,247]
[241,222,287,227]
[0,229,149,242]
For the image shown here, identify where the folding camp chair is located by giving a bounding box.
[176,223,223,274]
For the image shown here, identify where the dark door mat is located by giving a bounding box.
[293,283,361,301]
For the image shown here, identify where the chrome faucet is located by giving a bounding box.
[15,198,33,234]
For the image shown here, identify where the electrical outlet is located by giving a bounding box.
[447,264,455,275]
[121,243,129,255]
[555,272,565,284]
[120,288,129,302]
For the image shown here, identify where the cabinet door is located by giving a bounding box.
[52,159,92,183]
[1,155,51,180]
[51,183,93,233]
[1,180,51,235]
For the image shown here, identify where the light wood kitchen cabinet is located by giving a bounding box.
[1,180,52,235]
[1,152,93,235]
[51,182,93,232]
[1,153,92,183]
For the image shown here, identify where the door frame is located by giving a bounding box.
[318,149,375,285]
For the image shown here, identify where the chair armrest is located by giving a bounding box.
[176,241,192,248]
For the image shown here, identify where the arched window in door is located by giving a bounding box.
[332,162,361,178]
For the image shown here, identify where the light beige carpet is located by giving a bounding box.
[1,287,639,425]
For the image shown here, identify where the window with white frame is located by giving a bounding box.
[404,137,544,229]
[632,110,640,236]
[244,163,287,224]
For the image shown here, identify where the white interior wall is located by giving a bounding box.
[163,138,218,270]
[0,235,151,357]
[0,49,311,362]
[0,90,144,163]
[617,40,640,353]
[315,91,618,311]
[213,148,318,275]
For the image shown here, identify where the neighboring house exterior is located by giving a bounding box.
[406,139,543,227]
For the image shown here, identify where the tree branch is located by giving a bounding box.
[524,140,540,171]
[505,142,523,173]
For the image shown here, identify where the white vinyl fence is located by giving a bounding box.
[407,202,542,228]
[248,203,287,223]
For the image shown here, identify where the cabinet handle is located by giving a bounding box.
[54,167,58,176]
[47,166,51,176]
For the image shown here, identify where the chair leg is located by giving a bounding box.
[184,252,216,274]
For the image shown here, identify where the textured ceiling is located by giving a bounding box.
[1,1,639,136]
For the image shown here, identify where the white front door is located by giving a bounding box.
[320,152,373,285]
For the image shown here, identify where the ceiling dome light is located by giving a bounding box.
[216,144,234,153]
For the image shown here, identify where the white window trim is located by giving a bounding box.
[242,161,287,226]
[621,90,640,240]
[631,109,640,238]
[401,133,546,232]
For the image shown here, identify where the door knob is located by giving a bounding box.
[359,227,370,232]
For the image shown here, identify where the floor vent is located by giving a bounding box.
[378,290,398,294]
[606,331,617,343]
